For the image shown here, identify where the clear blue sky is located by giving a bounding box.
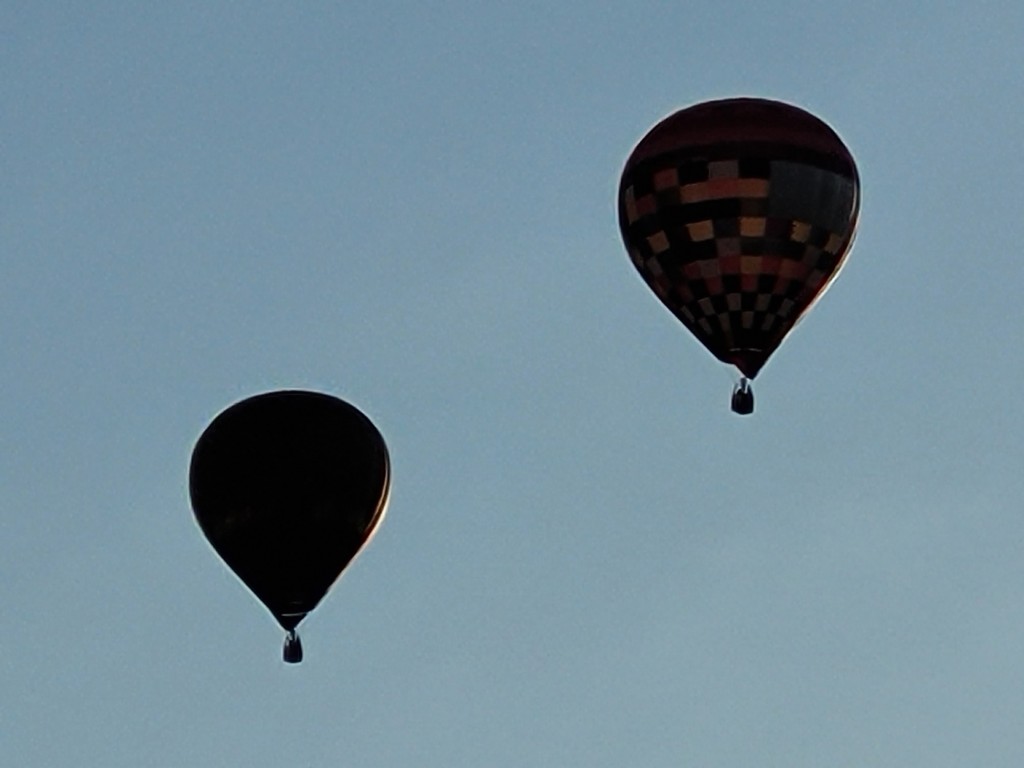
[5,3,1024,766]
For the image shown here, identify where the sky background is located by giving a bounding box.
[4,2,1024,766]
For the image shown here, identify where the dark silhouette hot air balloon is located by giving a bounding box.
[189,390,390,663]
[618,97,860,414]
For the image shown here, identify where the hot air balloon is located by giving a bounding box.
[617,97,860,414]
[189,390,390,663]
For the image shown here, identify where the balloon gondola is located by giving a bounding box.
[189,390,390,663]
[618,98,860,414]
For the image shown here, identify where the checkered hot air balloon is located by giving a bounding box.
[618,98,860,414]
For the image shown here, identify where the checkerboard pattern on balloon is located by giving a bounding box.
[619,148,858,377]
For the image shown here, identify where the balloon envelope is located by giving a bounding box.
[618,97,859,379]
[189,390,390,633]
